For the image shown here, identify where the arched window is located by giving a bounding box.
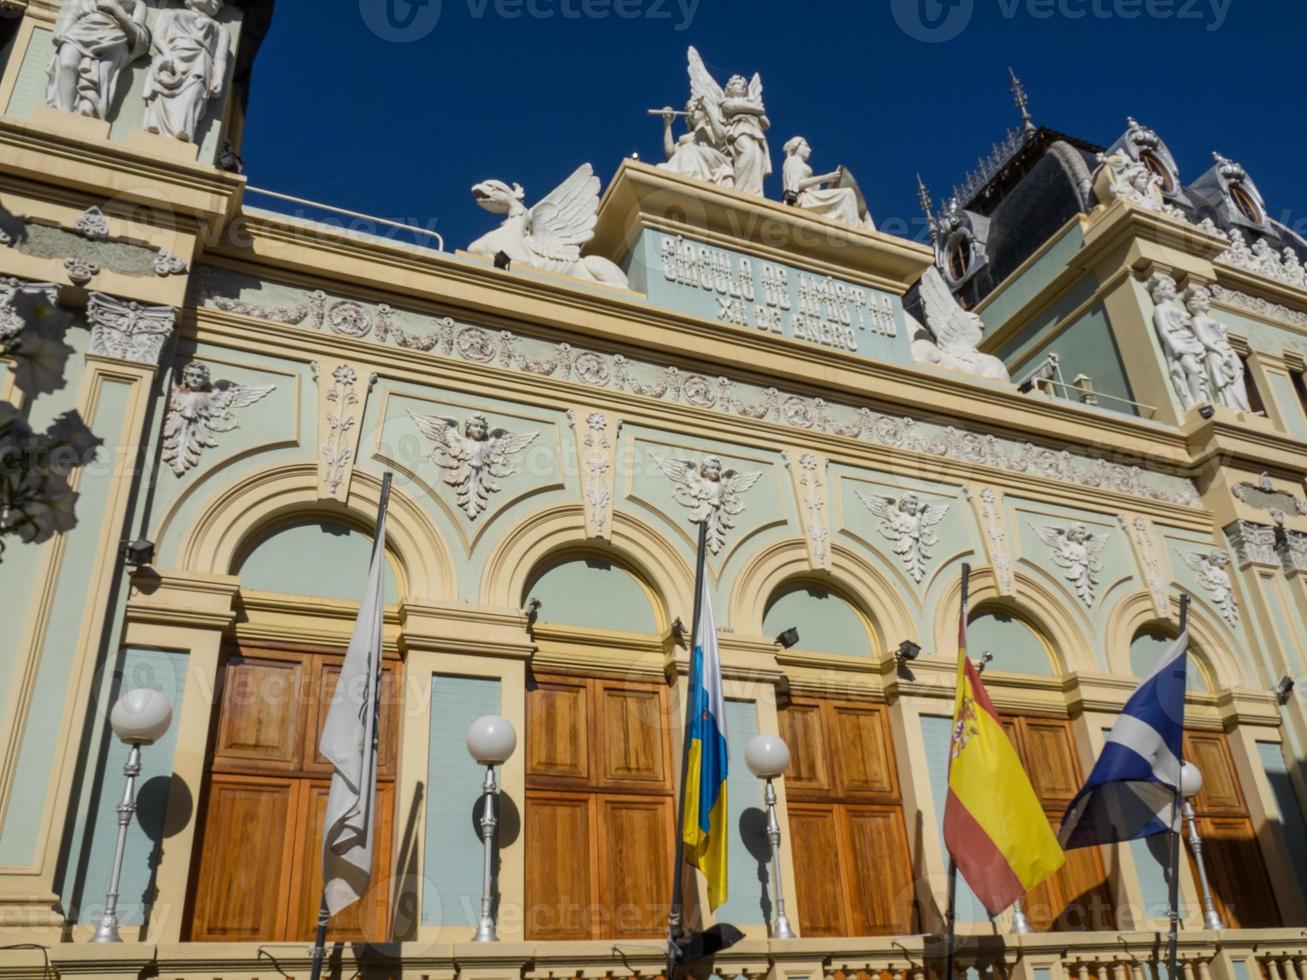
[1230,183,1264,225]
[1140,151,1175,193]
[234,518,401,603]
[762,583,873,658]
[525,554,657,633]
[967,606,1055,676]
[1129,626,1209,691]
[947,237,972,282]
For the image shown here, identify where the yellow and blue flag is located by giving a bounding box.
[681,583,729,909]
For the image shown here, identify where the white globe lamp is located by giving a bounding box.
[466,715,516,766]
[466,715,515,942]
[745,733,791,779]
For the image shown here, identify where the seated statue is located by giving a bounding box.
[658,97,734,188]
[781,137,874,229]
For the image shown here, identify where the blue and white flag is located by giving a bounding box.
[1059,631,1189,849]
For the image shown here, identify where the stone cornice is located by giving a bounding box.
[125,568,239,631]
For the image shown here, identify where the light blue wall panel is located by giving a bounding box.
[968,611,1053,676]
[527,557,657,634]
[74,648,187,926]
[235,519,401,604]
[423,675,501,927]
[1129,630,1206,692]
[919,715,987,921]
[762,586,872,658]
[1256,741,1307,904]
[717,700,767,926]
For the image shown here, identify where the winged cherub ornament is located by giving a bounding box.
[652,453,761,554]
[467,163,629,288]
[1181,550,1239,627]
[409,411,539,520]
[855,490,948,584]
[1033,522,1108,607]
[910,267,1011,382]
[686,46,771,197]
[162,361,274,475]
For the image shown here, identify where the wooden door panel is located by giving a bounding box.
[1184,734,1245,814]
[1046,833,1114,931]
[304,663,401,779]
[831,704,896,799]
[598,683,668,788]
[213,655,306,771]
[288,781,395,941]
[189,776,295,941]
[789,805,849,937]
[1196,816,1280,928]
[525,793,595,940]
[1020,720,1082,806]
[526,678,590,783]
[778,703,831,795]
[843,807,915,935]
[597,796,673,939]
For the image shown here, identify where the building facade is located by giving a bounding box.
[0,4,1306,978]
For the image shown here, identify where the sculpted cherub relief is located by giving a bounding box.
[652,453,761,554]
[162,361,274,475]
[855,490,948,584]
[1181,550,1239,627]
[467,163,629,288]
[409,411,539,520]
[1033,522,1108,607]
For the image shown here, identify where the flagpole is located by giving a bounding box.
[666,519,709,980]
[309,472,393,980]
[943,563,970,980]
[1166,592,1190,980]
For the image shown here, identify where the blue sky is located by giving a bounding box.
[242,0,1304,253]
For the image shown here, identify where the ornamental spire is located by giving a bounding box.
[1010,67,1035,132]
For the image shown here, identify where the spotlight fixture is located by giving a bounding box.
[1275,675,1296,705]
[1198,404,1216,420]
[781,189,799,206]
[493,250,511,271]
[775,627,800,649]
[897,640,921,662]
[120,538,155,568]
[978,651,995,673]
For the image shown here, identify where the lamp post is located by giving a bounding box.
[466,714,517,942]
[91,688,172,943]
[1180,761,1223,931]
[745,733,796,940]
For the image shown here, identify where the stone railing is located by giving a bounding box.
[0,930,1302,980]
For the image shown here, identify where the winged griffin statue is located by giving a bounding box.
[1032,522,1108,607]
[162,361,275,475]
[652,453,761,554]
[855,490,948,584]
[467,163,629,288]
[409,411,539,520]
[910,266,1011,383]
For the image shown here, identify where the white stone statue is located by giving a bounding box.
[781,137,874,229]
[657,97,734,188]
[1093,152,1164,211]
[467,163,629,288]
[687,46,770,197]
[1149,272,1210,411]
[652,453,761,554]
[910,266,1010,382]
[144,0,230,143]
[162,361,274,475]
[46,0,150,119]
[1033,522,1108,607]
[1181,550,1239,627]
[409,411,539,520]
[855,490,948,584]
[1183,284,1250,413]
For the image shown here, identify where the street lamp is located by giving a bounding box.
[91,688,172,943]
[745,733,796,939]
[466,714,516,942]
[1180,761,1223,931]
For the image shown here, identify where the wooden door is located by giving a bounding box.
[188,646,400,942]
[1004,716,1115,931]
[779,698,915,937]
[524,672,675,941]
[1182,732,1279,927]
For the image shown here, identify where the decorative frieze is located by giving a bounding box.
[87,292,175,365]
[1032,522,1108,608]
[162,361,275,476]
[652,453,761,555]
[315,363,376,500]
[409,411,539,521]
[856,489,947,585]
[1231,472,1307,523]
[1181,550,1239,628]
[783,450,830,570]
[1225,520,1278,567]
[569,409,620,540]
[1215,228,1307,290]
[1209,284,1307,330]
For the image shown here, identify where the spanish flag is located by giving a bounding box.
[681,582,729,909]
[943,589,1064,916]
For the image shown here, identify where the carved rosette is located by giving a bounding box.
[1225,520,1279,567]
[87,292,176,365]
[569,409,621,540]
[313,360,377,501]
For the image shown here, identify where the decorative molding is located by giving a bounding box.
[1224,520,1278,567]
[315,362,376,501]
[162,361,275,476]
[1209,284,1307,330]
[1032,522,1108,608]
[0,277,60,351]
[64,257,99,286]
[73,206,109,241]
[1181,550,1239,628]
[569,409,620,540]
[965,486,1014,596]
[1120,514,1169,617]
[1214,228,1307,290]
[1231,471,1307,522]
[783,449,830,570]
[1279,530,1307,574]
[153,249,188,277]
[409,411,539,521]
[651,453,761,555]
[191,273,1203,510]
[86,292,175,364]
[855,488,946,584]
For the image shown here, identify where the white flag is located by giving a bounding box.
[318,497,389,915]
